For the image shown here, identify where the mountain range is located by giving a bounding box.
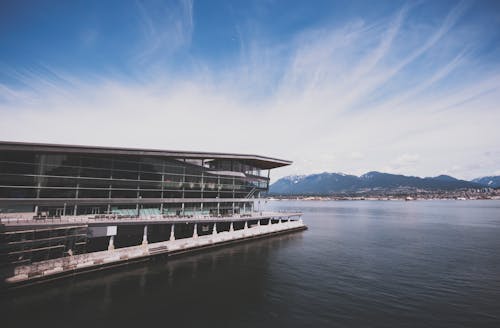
[471,176,500,188]
[268,172,500,195]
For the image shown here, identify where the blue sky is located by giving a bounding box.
[1,0,500,180]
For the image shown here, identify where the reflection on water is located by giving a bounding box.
[2,232,304,327]
[2,200,500,328]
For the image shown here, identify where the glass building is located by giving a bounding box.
[0,141,290,218]
[0,141,297,271]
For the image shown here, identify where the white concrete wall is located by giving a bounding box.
[6,219,305,284]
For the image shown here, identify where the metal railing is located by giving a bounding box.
[0,211,303,225]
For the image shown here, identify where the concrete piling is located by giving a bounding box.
[170,224,175,241]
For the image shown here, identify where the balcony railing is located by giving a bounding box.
[0,210,303,225]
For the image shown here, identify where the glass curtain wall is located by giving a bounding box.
[0,151,269,216]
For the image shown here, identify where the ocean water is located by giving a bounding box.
[2,200,500,328]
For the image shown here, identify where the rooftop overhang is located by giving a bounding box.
[0,141,292,170]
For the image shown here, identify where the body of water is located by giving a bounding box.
[2,200,500,327]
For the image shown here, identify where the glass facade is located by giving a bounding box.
[0,150,271,217]
[0,144,293,269]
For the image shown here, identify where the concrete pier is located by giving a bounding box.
[193,223,198,238]
[108,235,115,251]
[4,219,306,287]
[170,224,175,241]
[142,225,148,246]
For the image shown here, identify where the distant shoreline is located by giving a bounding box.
[266,196,500,201]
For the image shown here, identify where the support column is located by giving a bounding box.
[217,176,221,216]
[212,223,217,235]
[279,218,282,224]
[136,170,141,217]
[193,223,198,238]
[229,221,234,232]
[160,162,165,215]
[74,159,80,216]
[201,163,205,203]
[269,218,272,225]
[109,159,114,215]
[244,221,248,230]
[170,224,175,241]
[108,235,115,251]
[142,225,148,245]
[74,183,79,216]
[257,219,260,226]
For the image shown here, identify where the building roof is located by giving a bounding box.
[0,141,292,169]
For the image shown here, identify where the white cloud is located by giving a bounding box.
[135,0,194,64]
[350,152,364,160]
[393,154,420,166]
[0,1,499,182]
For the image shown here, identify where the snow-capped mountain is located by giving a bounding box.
[269,171,488,195]
[472,176,500,188]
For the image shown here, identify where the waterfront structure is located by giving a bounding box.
[0,141,304,287]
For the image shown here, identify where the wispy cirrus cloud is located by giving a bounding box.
[135,0,194,64]
[0,1,499,181]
